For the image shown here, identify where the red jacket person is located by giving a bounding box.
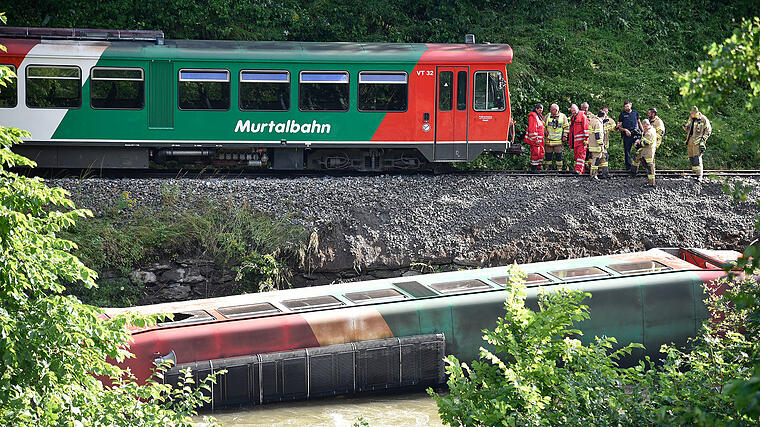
[569,103,589,174]
[523,103,546,173]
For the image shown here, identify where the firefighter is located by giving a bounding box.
[569,103,589,174]
[600,107,616,179]
[581,102,593,174]
[648,108,665,151]
[587,110,605,180]
[632,119,657,186]
[543,104,569,170]
[682,106,711,182]
[523,103,546,173]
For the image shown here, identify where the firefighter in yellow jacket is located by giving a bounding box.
[543,104,569,170]
[682,106,712,182]
[648,108,665,151]
[600,107,616,179]
[587,110,606,180]
[632,119,657,186]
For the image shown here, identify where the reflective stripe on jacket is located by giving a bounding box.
[651,116,665,148]
[544,112,569,145]
[570,111,589,147]
[685,113,712,146]
[587,115,604,152]
[523,111,546,146]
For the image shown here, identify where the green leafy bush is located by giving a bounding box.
[428,268,647,426]
[0,50,219,424]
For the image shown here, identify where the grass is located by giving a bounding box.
[61,183,306,306]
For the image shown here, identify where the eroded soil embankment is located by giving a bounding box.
[52,175,760,304]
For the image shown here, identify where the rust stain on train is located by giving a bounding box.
[302,306,394,345]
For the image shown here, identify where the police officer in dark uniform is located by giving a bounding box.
[616,100,644,171]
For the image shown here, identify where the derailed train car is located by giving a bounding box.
[103,248,740,408]
[0,27,514,170]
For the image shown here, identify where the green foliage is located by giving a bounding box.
[61,185,305,304]
[68,276,144,307]
[236,252,290,293]
[428,267,647,426]
[635,277,760,425]
[0,49,220,422]
[431,13,760,425]
[679,17,760,111]
[429,266,760,426]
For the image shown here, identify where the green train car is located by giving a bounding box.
[103,248,740,408]
[1,27,514,170]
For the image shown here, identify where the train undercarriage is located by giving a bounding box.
[12,144,483,172]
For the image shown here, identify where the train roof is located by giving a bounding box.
[1,27,513,64]
[104,248,740,330]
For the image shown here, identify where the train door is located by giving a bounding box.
[148,60,174,129]
[434,67,469,161]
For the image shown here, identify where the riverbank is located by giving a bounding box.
[52,174,760,306]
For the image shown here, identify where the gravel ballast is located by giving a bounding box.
[50,174,760,281]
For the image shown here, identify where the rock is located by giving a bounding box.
[150,263,172,271]
[182,275,206,284]
[401,270,422,277]
[129,270,158,286]
[371,269,399,279]
[160,268,186,283]
[155,283,191,301]
[453,256,479,267]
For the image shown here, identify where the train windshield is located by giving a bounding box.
[473,71,505,111]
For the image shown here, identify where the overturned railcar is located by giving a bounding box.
[104,248,739,408]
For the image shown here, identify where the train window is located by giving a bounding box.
[281,295,345,311]
[429,279,492,295]
[608,260,672,275]
[0,65,17,108]
[456,71,467,111]
[393,281,438,298]
[548,266,610,282]
[91,67,144,110]
[438,71,453,111]
[240,70,290,111]
[26,65,81,109]
[158,310,215,327]
[218,302,281,319]
[473,71,506,111]
[357,71,407,112]
[490,273,552,288]
[299,71,349,111]
[344,288,407,304]
[178,69,230,110]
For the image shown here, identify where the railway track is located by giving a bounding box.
[21,167,760,180]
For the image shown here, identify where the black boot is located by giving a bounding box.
[630,166,638,178]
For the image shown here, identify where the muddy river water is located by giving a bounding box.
[194,391,444,426]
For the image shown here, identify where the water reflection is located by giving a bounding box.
[195,391,444,426]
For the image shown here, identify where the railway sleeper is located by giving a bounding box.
[162,333,446,409]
